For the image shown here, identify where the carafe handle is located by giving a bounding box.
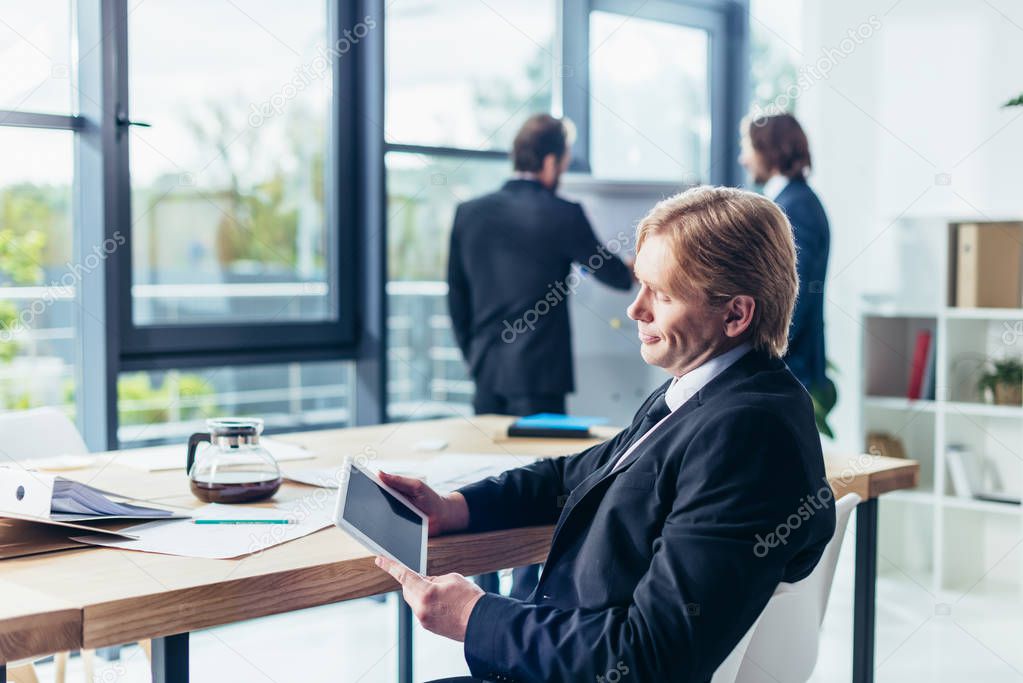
[187,432,212,474]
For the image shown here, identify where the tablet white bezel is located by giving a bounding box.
[333,456,428,576]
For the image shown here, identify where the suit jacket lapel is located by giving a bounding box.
[544,351,776,562]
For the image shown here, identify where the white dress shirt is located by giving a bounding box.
[612,341,753,471]
[762,173,790,201]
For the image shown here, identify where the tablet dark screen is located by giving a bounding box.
[343,467,424,572]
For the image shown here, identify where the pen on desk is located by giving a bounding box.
[192,519,297,525]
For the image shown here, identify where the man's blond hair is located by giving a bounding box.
[635,186,799,358]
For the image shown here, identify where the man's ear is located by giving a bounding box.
[541,153,559,176]
[723,295,756,338]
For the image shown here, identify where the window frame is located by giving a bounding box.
[79,0,384,449]
[579,0,748,185]
[110,0,361,366]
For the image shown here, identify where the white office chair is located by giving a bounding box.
[0,408,113,683]
[712,493,861,683]
[0,407,88,463]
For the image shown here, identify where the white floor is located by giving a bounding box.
[32,526,1023,683]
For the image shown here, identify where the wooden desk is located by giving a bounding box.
[0,415,917,683]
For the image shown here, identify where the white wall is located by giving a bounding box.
[798,0,1023,451]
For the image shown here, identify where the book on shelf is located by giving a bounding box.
[945,445,1021,505]
[907,329,932,400]
[945,445,976,498]
[921,333,937,400]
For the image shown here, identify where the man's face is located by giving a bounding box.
[626,234,729,376]
[738,133,771,185]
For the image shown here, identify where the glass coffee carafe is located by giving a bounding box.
[186,418,282,503]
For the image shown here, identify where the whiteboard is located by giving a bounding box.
[559,175,687,425]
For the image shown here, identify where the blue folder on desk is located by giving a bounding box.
[507,413,608,439]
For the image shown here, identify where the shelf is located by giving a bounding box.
[863,396,938,412]
[858,306,1023,321]
[859,306,940,319]
[944,401,1023,419]
[886,490,936,505]
[864,398,1023,418]
[944,307,1023,321]
[940,495,1022,515]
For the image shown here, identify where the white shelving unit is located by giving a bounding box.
[859,220,1023,599]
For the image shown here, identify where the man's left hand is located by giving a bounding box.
[375,556,485,642]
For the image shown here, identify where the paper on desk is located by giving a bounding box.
[69,496,332,559]
[285,453,535,494]
[117,438,315,472]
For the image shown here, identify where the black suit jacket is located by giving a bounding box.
[457,350,835,682]
[447,179,632,396]
[774,178,830,389]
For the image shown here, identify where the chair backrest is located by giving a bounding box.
[711,493,861,683]
[0,407,88,462]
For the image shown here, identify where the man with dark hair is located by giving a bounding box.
[447,113,633,600]
[447,113,633,418]
[740,113,831,396]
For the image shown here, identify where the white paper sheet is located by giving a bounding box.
[117,438,315,472]
[284,453,535,494]
[70,496,333,559]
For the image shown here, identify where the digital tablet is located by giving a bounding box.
[333,457,428,575]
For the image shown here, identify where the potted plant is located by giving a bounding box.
[1005,94,1023,108]
[977,358,1023,406]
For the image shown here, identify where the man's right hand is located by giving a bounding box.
[377,471,470,537]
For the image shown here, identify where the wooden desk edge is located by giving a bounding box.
[828,457,920,501]
[82,526,555,648]
[0,608,81,665]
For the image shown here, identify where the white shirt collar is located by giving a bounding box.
[762,174,790,201]
[665,341,754,412]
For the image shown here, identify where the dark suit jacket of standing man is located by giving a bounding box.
[447,178,633,414]
[455,349,836,682]
[774,177,830,390]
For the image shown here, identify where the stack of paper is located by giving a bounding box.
[49,478,179,522]
[71,497,333,560]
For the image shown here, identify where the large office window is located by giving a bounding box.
[118,360,354,447]
[589,11,711,181]
[2,2,363,450]
[117,0,358,362]
[0,1,73,114]
[586,1,734,184]
[0,128,76,421]
[385,0,555,152]
[111,0,359,443]
[749,0,803,114]
[127,0,334,327]
[0,2,79,428]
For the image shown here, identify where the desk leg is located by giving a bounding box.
[151,632,189,683]
[853,498,878,683]
[399,598,413,683]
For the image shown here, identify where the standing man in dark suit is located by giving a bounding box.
[447,113,633,418]
[740,113,831,393]
[378,187,836,682]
